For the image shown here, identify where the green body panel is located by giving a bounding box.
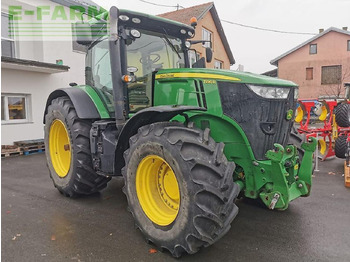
[76,85,110,118]
[153,68,315,210]
[155,68,298,87]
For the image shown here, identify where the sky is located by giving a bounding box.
[97,0,350,74]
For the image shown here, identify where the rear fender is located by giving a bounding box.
[43,87,110,123]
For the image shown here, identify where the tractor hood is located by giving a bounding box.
[155,68,298,87]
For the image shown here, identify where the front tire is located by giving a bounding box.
[44,96,110,197]
[122,122,239,257]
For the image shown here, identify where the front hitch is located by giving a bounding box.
[259,137,317,210]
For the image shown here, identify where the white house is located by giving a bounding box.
[1,0,99,144]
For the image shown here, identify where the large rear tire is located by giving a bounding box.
[44,96,110,197]
[335,103,350,127]
[122,122,239,257]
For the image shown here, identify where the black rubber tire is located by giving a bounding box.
[289,126,306,161]
[122,122,239,257]
[335,103,350,127]
[335,135,347,159]
[288,126,315,172]
[44,96,111,197]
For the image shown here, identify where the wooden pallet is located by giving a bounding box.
[2,139,45,158]
[345,162,350,188]
[1,146,23,158]
[21,144,45,152]
[23,148,45,155]
[14,139,44,147]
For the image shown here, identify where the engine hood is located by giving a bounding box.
[155,68,297,87]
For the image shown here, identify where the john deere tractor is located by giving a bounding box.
[44,7,316,257]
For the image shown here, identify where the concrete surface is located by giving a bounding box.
[2,153,350,262]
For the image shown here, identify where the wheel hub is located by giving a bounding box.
[49,119,71,178]
[136,155,180,226]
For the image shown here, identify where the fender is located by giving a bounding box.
[114,105,206,174]
[43,87,110,123]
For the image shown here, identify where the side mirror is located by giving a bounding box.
[205,47,213,63]
[74,22,92,46]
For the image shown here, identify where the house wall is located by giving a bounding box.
[277,31,350,99]
[1,0,85,144]
[1,69,73,144]
[191,12,230,69]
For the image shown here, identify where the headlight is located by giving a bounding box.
[132,18,141,24]
[130,29,141,38]
[185,41,191,48]
[119,15,129,21]
[247,84,290,99]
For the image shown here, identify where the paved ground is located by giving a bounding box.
[2,153,350,262]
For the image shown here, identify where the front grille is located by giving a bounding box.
[218,82,294,160]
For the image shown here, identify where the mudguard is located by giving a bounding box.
[114,105,206,174]
[43,88,103,123]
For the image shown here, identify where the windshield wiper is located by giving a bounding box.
[162,33,181,59]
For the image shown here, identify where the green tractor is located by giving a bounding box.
[44,7,316,257]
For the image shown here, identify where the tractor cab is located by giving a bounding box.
[78,8,212,115]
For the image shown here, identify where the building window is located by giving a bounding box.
[202,28,212,48]
[306,67,313,80]
[1,94,31,124]
[214,60,223,69]
[309,44,317,54]
[348,40,350,51]
[321,65,342,85]
[1,13,15,58]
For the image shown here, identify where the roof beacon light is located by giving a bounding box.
[190,17,197,28]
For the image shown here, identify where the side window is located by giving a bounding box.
[92,40,112,90]
[90,39,114,112]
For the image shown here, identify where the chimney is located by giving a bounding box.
[343,27,348,31]
[319,28,324,33]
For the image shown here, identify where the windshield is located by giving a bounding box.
[126,29,185,76]
[125,29,185,112]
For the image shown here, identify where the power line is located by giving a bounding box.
[139,0,184,9]
[139,0,317,36]
[221,20,316,36]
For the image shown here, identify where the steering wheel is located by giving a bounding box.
[140,53,160,64]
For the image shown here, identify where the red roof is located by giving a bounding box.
[158,2,213,25]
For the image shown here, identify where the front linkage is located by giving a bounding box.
[237,137,317,210]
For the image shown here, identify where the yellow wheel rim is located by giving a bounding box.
[136,155,180,226]
[49,119,72,178]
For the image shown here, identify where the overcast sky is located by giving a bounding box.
[98,0,349,74]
